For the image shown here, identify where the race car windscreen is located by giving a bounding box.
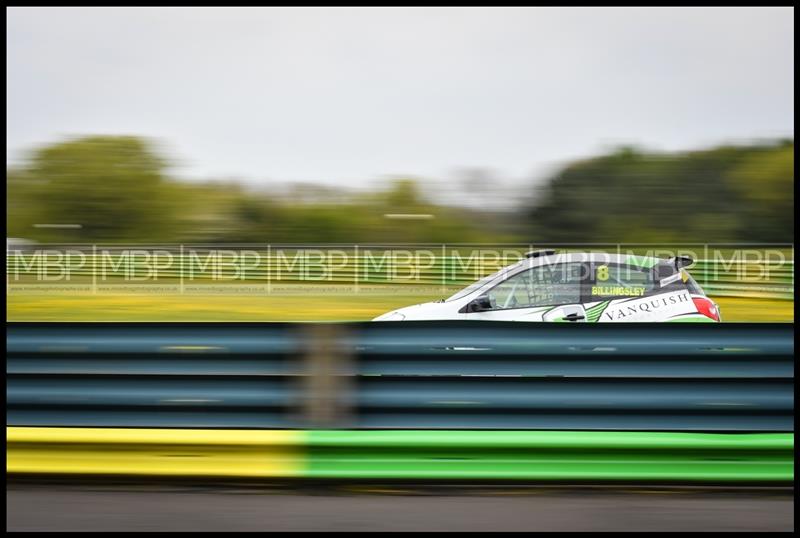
[446,266,511,302]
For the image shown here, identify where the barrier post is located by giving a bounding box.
[298,324,353,429]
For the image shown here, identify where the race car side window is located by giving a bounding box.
[486,262,586,310]
[589,262,657,300]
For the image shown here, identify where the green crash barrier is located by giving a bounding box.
[305,431,794,482]
[9,428,791,482]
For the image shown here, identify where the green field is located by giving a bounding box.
[6,289,793,322]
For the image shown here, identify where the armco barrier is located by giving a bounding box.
[6,428,793,482]
[347,322,794,431]
[303,430,793,481]
[7,322,794,431]
[6,322,795,482]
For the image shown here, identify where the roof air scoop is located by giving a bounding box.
[525,249,556,258]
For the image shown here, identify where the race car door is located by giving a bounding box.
[463,261,590,322]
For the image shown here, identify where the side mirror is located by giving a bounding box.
[467,295,492,313]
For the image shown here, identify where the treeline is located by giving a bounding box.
[527,140,794,243]
[6,135,794,244]
[6,137,503,244]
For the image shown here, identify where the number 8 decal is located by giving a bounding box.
[596,265,609,281]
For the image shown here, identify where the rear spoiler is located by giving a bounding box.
[667,256,694,269]
[657,256,694,287]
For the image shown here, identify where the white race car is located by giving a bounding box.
[374,250,721,323]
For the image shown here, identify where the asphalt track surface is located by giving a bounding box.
[6,484,794,532]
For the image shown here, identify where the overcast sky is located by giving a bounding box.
[6,7,795,193]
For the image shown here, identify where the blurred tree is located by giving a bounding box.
[10,136,179,242]
[726,144,794,241]
[10,135,789,246]
[525,141,794,244]
[385,178,423,208]
[7,168,46,239]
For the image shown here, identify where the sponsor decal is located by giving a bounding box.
[602,291,691,321]
[585,300,610,323]
[591,285,646,297]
